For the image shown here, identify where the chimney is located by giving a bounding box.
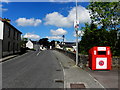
[0,17,11,23]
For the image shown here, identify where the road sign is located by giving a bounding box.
[74,20,79,29]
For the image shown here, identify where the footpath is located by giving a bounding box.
[0,50,32,63]
[53,50,105,89]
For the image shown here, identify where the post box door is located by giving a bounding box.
[96,57,107,69]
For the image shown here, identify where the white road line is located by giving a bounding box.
[36,51,41,56]
[56,56,66,88]
[89,73,106,89]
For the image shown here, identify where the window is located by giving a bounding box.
[13,30,15,39]
[97,51,106,55]
[8,42,10,51]
[17,33,19,40]
[17,43,19,51]
[8,27,11,37]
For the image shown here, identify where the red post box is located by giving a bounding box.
[89,46,112,70]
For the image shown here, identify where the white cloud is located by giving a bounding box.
[16,18,42,27]
[2,8,8,11]
[24,33,40,39]
[45,12,71,27]
[74,30,84,37]
[0,0,10,3]
[0,4,8,12]
[46,36,63,40]
[50,28,67,35]
[44,5,91,27]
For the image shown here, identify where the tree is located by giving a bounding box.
[50,40,60,49]
[88,2,120,30]
[79,23,98,54]
[50,40,55,48]
[78,2,120,56]
[38,38,50,48]
[20,38,28,48]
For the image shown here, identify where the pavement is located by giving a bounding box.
[0,55,17,63]
[52,50,105,89]
[84,67,119,89]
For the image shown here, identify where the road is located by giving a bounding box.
[2,50,64,88]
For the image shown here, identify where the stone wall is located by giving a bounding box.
[55,48,120,69]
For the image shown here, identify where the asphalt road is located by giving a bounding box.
[2,50,64,88]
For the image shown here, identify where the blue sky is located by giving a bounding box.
[1,2,91,42]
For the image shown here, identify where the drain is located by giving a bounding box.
[64,66,69,69]
[54,79,64,83]
[56,69,62,71]
[70,83,86,89]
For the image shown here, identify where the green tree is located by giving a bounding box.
[20,38,28,48]
[79,2,120,56]
[88,2,120,30]
[38,38,50,48]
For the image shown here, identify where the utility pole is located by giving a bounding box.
[62,35,65,50]
[75,0,79,66]
[62,35,65,44]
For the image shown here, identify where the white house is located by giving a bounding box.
[26,40,33,49]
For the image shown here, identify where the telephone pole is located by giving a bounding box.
[75,0,79,66]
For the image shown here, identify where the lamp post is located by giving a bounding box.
[75,0,79,66]
[62,35,65,50]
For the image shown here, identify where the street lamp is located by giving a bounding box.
[62,35,65,50]
[74,0,79,66]
[62,35,65,44]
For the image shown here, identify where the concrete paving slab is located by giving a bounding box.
[53,50,104,89]
[84,67,119,89]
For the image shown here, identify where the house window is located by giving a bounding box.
[8,27,11,37]
[13,43,15,53]
[13,30,15,39]
[17,33,19,40]
[8,42,10,51]
[17,43,19,51]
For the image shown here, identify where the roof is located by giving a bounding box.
[2,20,22,34]
[59,42,76,48]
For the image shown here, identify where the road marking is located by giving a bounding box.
[89,73,106,89]
[36,51,41,56]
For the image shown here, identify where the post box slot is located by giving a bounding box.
[97,51,106,55]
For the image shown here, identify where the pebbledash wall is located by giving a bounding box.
[0,20,22,57]
[0,40,2,59]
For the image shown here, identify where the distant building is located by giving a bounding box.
[59,42,76,52]
[26,40,34,49]
[0,18,22,58]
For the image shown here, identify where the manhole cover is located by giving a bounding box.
[54,79,64,83]
[56,69,61,71]
[70,83,86,89]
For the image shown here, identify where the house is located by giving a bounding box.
[64,42,76,52]
[0,18,22,58]
[55,41,62,49]
[56,42,76,52]
[26,40,34,49]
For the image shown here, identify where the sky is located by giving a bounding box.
[1,1,91,42]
